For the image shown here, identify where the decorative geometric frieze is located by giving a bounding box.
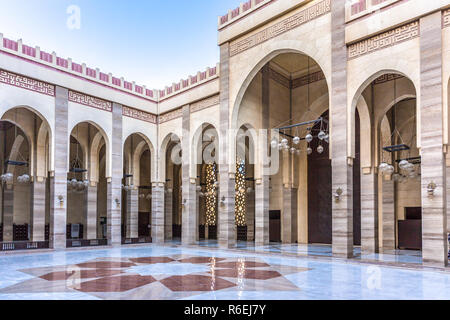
[269,68,290,88]
[0,69,55,96]
[348,21,420,60]
[122,106,157,124]
[190,95,220,113]
[68,90,112,112]
[443,9,450,28]
[229,0,331,57]
[158,108,183,124]
[267,67,325,89]
[291,71,325,89]
[373,73,403,85]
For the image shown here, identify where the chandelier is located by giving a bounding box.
[1,111,31,185]
[271,117,329,156]
[270,57,329,156]
[378,76,420,183]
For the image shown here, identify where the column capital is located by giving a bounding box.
[151,181,165,188]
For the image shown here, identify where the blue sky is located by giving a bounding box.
[0,0,240,89]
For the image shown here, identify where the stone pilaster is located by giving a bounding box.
[255,176,269,246]
[51,86,69,249]
[419,12,448,267]
[382,178,395,250]
[361,171,379,253]
[331,0,353,258]
[246,192,255,242]
[151,182,164,243]
[181,105,197,245]
[106,102,123,246]
[218,43,236,248]
[31,179,46,242]
[86,184,97,239]
[126,188,138,238]
[196,188,200,241]
[2,185,13,242]
[164,190,173,240]
[282,186,293,244]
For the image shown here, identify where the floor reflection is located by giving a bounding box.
[0,244,448,300]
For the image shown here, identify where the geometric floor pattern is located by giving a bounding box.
[0,253,309,300]
[0,244,449,300]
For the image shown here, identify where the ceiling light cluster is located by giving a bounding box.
[271,128,329,156]
[67,178,89,193]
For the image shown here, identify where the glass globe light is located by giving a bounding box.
[278,143,283,151]
[290,147,296,154]
[379,163,389,172]
[271,139,278,149]
[196,185,202,192]
[295,149,301,156]
[305,134,313,143]
[399,160,409,169]
[404,162,414,172]
[386,165,395,175]
[318,131,326,141]
[324,135,329,143]
[317,145,324,154]
[146,194,152,200]
[70,179,78,187]
[283,144,290,151]
[281,138,288,146]
[293,136,301,145]
[307,147,313,155]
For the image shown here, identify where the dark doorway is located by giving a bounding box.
[138,212,150,237]
[353,110,361,246]
[269,210,281,242]
[308,112,332,244]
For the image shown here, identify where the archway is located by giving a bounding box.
[161,134,182,241]
[234,51,332,247]
[351,72,421,260]
[0,106,51,249]
[193,124,219,241]
[67,122,108,246]
[121,133,153,243]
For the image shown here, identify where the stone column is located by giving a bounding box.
[382,177,395,250]
[126,188,138,238]
[196,188,200,241]
[86,183,97,239]
[2,184,13,242]
[291,188,298,243]
[218,43,236,249]
[282,185,292,244]
[31,178,46,242]
[106,102,123,246]
[164,189,173,240]
[151,182,164,243]
[181,105,197,245]
[50,86,69,249]
[361,171,379,253]
[420,12,448,267]
[255,175,269,246]
[246,191,255,242]
[331,0,353,258]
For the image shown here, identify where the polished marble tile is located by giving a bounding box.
[0,244,448,300]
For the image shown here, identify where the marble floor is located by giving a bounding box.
[196,240,425,265]
[0,244,449,300]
